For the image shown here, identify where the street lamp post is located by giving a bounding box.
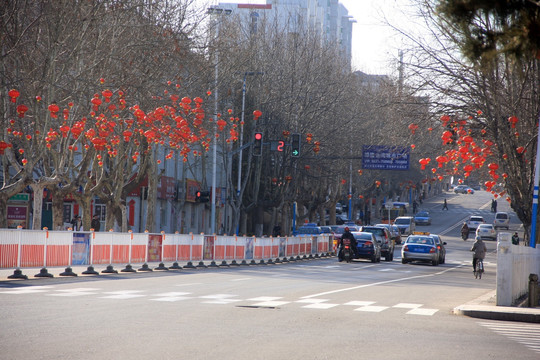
[207,6,232,235]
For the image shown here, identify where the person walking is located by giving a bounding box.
[412,200,418,214]
[91,214,101,232]
[442,198,448,210]
[511,232,519,245]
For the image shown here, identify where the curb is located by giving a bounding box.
[453,290,540,323]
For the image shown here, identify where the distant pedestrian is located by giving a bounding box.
[511,232,519,245]
[71,215,82,231]
[493,200,497,212]
[412,200,418,214]
[91,214,101,232]
[442,199,448,210]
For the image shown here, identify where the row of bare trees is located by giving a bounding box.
[6,0,528,236]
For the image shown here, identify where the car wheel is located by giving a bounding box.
[371,255,377,263]
[432,259,439,266]
[401,258,408,264]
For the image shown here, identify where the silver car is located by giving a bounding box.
[401,235,440,266]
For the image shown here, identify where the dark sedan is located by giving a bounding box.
[352,231,381,263]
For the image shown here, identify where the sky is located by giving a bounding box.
[201,0,423,75]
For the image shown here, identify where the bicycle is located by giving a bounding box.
[474,259,484,279]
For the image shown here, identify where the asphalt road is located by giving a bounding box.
[1,190,539,359]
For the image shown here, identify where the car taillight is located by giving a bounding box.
[403,245,409,251]
[437,245,441,250]
[429,247,436,253]
[365,241,372,247]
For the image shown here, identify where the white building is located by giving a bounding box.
[212,0,354,67]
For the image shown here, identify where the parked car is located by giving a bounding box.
[428,233,447,264]
[493,212,510,230]
[394,216,416,236]
[454,185,474,194]
[296,225,322,235]
[414,211,432,226]
[375,223,402,244]
[352,231,381,263]
[476,224,497,241]
[467,215,486,230]
[319,226,333,234]
[401,234,441,266]
[360,226,394,261]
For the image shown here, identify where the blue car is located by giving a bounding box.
[352,231,381,263]
[414,211,432,225]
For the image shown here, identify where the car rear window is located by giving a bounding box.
[354,233,373,240]
[362,228,384,235]
[496,213,508,219]
[470,217,484,221]
[394,218,410,225]
[407,236,434,245]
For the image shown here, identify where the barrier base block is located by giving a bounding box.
[196,261,207,269]
[289,257,296,262]
[82,266,99,275]
[274,258,282,264]
[308,254,314,259]
[183,261,196,269]
[101,265,118,274]
[121,264,137,273]
[249,260,257,265]
[60,267,78,277]
[281,257,289,263]
[230,260,240,266]
[240,260,249,266]
[208,261,219,268]
[220,261,230,268]
[266,259,275,265]
[258,260,267,265]
[34,268,53,278]
[154,263,169,271]
[169,262,183,270]
[138,263,153,272]
[8,269,28,280]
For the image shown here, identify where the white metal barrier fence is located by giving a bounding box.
[497,232,540,306]
[0,228,333,279]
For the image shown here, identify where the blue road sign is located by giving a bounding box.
[362,145,410,170]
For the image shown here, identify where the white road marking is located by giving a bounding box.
[248,296,283,301]
[251,300,290,307]
[100,290,145,299]
[301,263,466,299]
[0,286,55,294]
[344,301,376,306]
[355,306,389,312]
[47,288,100,297]
[407,308,438,316]
[393,303,422,309]
[302,303,339,309]
[230,278,252,281]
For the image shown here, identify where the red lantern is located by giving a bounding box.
[440,115,450,127]
[408,123,419,134]
[375,180,381,187]
[16,104,28,118]
[253,110,262,119]
[419,158,430,170]
[8,89,20,103]
[357,170,363,176]
[516,146,526,154]
[487,163,499,171]
[508,116,518,128]
[304,165,310,170]
[48,104,60,118]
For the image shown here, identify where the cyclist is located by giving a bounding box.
[470,236,487,273]
[460,222,469,239]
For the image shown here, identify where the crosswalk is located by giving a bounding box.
[478,321,540,355]
[0,284,439,316]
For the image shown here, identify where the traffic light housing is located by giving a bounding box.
[291,133,301,157]
[253,132,263,156]
[195,191,210,203]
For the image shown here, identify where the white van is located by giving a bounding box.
[493,212,510,229]
[394,216,416,236]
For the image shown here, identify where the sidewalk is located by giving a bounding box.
[454,290,540,323]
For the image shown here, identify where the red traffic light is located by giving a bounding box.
[255,133,262,140]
